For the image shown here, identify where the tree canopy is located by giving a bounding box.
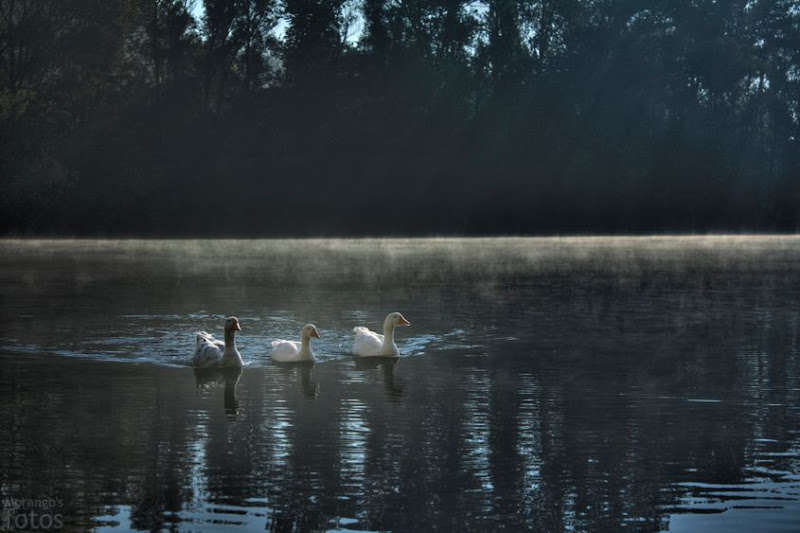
[1,0,798,236]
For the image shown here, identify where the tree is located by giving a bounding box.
[283,0,343,87]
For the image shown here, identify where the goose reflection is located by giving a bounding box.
[354,357,405,401]
[275,361,319,399]
[193,366,242,416]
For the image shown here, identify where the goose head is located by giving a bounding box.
[224,316,242,333]
[384,312,410,329]
[301,323,321,340]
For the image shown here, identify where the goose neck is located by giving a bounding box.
[224,329,236,348]
[382,322,396,342]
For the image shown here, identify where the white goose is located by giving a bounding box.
[193,316,243,368]
[271,324,321,363]
[353,312,410,357]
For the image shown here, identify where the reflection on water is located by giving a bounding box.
[1,237,799,531]
[194,367,243,417]
[353,358,405,401]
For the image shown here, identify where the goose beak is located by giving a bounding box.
[398,316,410,326]
[311,329,320,339]
[234,321,242,331]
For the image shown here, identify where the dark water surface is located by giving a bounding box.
[1,237,799,532]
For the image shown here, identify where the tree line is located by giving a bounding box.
[1,0,799,236]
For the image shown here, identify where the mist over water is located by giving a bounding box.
[4,234,798,285]
[4,235,798,366]
[1,237,799,532]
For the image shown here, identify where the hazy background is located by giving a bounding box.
[1,0,799,236]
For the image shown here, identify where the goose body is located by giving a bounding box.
[353,312,410,357]
[271,324,321,363]
[193,317,243,368]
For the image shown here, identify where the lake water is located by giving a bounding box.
[1,237,799,532]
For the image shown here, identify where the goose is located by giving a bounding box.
[271,324,321,363]
[353,312,410,357]
[193,316,243,368]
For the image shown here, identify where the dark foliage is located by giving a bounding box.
[1,0,798,236]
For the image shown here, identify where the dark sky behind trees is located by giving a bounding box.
[1,0,799,236]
